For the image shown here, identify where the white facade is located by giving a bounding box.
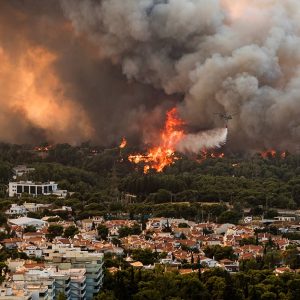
[12,165,35,178]
[24,245,43,258]
[5,204,28,216]
[274,216,296,222]
[8,217,47,229]
[9,181,67,198]
[23,202,51,213]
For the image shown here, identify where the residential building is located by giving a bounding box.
[47,250,104,299]
[9,181,67,198]
[7,217,47,229]
[12,269,56,300]
[23,203,51,213]
[12,165,35,178]
[5,204,27,216]
[274,216,296,222]
[0,285,33,299]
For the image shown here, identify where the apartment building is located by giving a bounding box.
[47,250,104,299]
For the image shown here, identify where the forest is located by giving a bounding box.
[0,143,299,222]
[96,263,300,300]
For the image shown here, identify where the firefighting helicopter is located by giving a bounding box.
[214,112,237,127]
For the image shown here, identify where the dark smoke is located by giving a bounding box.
[61,0,300,151]
[0,0,176,145]
[2,0,300,152]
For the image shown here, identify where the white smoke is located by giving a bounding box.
[177,128,228,154]
[61,0,300,151]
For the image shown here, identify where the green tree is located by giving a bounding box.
[24,225,37,233]
[218,210,241,224]
[204,245,235,261]
[57,292,67,300]
[63,225,79,238]
[46,224,64,241]
[131,249,157,265]
[133,289,162,300]
[97,224,109,240]
[261,291,277,300]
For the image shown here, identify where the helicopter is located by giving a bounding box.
[214,112,237,127]
[214,112,237,121]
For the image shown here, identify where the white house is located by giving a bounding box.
[5,204,28,216]
[12,165,35,178]
[23,245,43,258]
[23,202,51,213]
[8,217,47,229]
[200,257,219,268]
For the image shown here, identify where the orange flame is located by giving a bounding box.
[260,150,286,159]
[128,108,184,173]
[119,137,127,149]
[34,145,53,152]
[198,149,225,162]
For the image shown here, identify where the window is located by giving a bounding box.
[17,186,22,193]
[30,186,36,194]
[37,187,42,195]
[24,186,29,193]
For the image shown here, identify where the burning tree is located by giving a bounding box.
[128,108,184,173]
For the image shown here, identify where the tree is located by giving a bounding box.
[95,291,117,300]
[111,238,121,247]
[46,224,64,241]
[97,224,109,240]
[131,223,142,235]
[287,279,300,300]
[131,249,157,265]
[204,245,235,261]
[133,290,162,300]
[63,225,79,238]
[0,213,7,226]
[57,292,67,300]
[24,225,37,233]
[261,291,277,300]
[218,210,241,224]
[178,223,190,228]
[205,276,226,300]
[118,226,132,238]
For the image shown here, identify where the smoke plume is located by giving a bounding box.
[177,128,228,154]
[61,0,300,151]
[2,1,300,152]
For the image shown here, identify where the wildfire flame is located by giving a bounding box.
[260,150,287,159]
[34,145,53,152]
[128,108,184,173]
[198,149,225,162]
[119,137,127,149]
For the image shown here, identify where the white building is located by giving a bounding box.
[8,217,47,229]
[5,204,28,216]
[200,257,219,268]
[23,202,51,213]
[9,181,67,198]
[274,216,296,222]
[44,249,104,299]
[12,165,35,178]
[23,245,43,259]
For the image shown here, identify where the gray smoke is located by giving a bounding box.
[2,0,300,151]
[61,0,300,151]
